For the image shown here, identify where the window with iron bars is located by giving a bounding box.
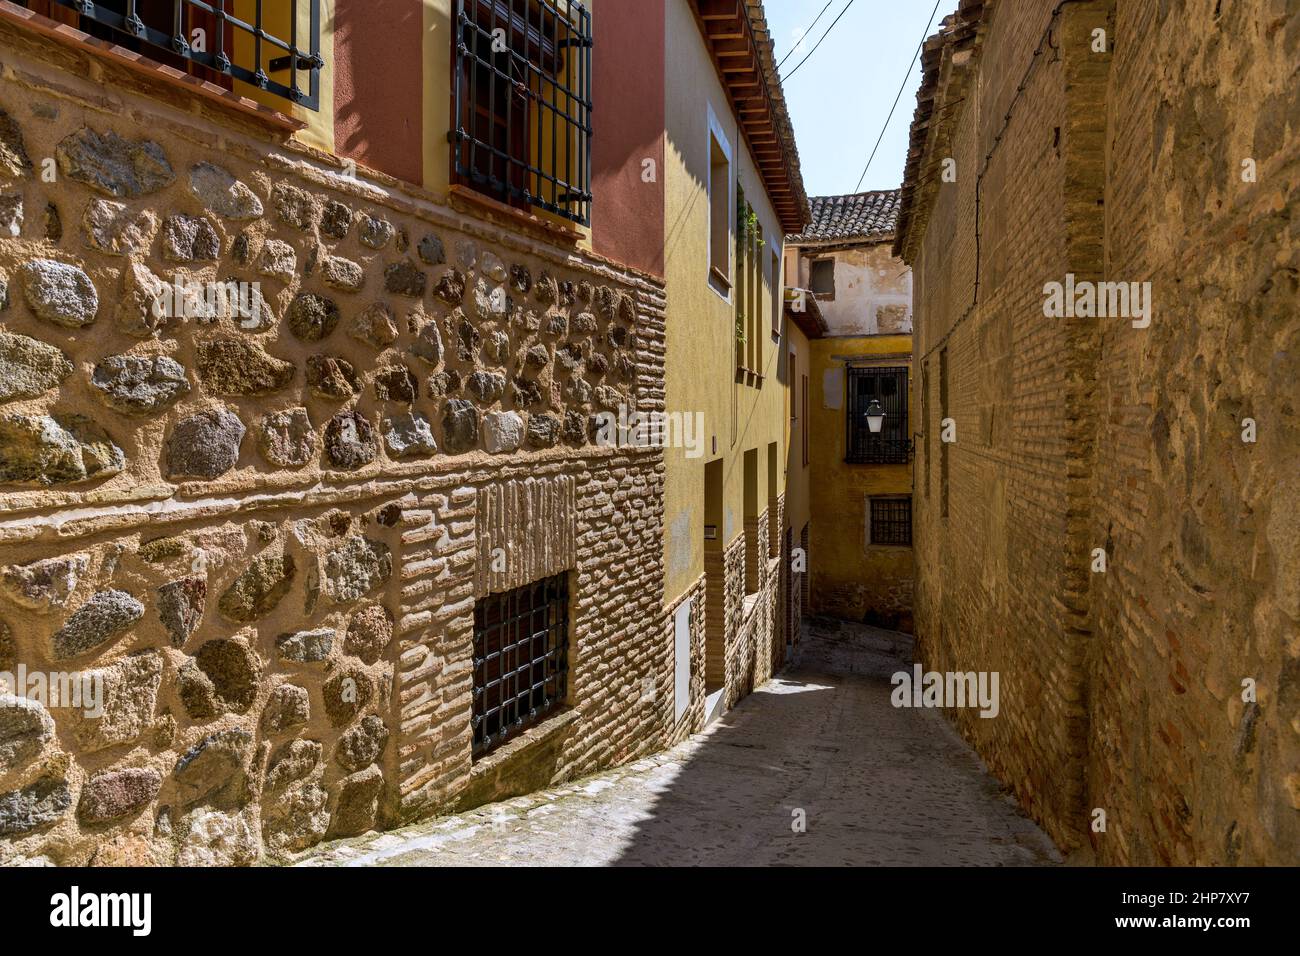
[869,496,912,547]
[19,1,322,110]
[472,573,570,758]
[451,0,592,226]
[846,365,910,465]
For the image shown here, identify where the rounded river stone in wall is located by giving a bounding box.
[324,411,378,470]
[286,293,341,342]
[76,768,162,824]
[55,127,174,198]
[217,554,295,623]
[383,411,437,459]
[188,162,263,220]
[166,408,246,480]
[19,259,98,328]
[442,399,479,453]
[0,331,72,402]
[50,589,144,660]
[344,604,393,665]
[257,408,318,468]
[90,354,191,415]
[0,695,55,771]
[196,337,295,396]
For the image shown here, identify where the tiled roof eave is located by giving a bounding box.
[893,0,994,260]
[785,189,901,245]
[786,232,897,249]
[691,0,812,234]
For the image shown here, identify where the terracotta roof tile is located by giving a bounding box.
[787,190,901,244]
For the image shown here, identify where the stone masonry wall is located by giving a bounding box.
[0,25,670,864]
[902,0,1299,864]
[1086,0,1300,865]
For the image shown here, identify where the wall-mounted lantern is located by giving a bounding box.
[865,398,886,435]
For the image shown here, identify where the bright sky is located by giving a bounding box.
[764,0,946,198]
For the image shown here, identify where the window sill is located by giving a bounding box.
[469,706,580,776]
[708,268,732,301]
[0,1,306,133]
[448,185,584,247]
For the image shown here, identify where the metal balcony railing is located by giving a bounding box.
[452,0,593,225]
[846,438,913,466]
[26,1,322,110]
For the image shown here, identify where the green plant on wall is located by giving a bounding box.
[736,191,763,248]
[748,208,764,248]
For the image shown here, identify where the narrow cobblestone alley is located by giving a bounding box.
[301,621,1060,867]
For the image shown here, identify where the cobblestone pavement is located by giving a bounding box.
[301,618,1061,866]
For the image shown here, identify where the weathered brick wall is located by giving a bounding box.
[1085,0,1300,865]
[701,519,783,713]
[724,509,782,709]
[902,0,1299,864]
[715,535,746,701]
[0,26,671,864]
[907,0,1091,850]
[805,334,916,633]
[664,576,707,746]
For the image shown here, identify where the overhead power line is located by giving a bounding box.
[776,0,835,70]
[780,0,859,83]
[852,0,943,193]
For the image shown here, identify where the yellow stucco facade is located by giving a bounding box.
[808,333,914,632]
[235,0,335,153]
[660,0,790,613]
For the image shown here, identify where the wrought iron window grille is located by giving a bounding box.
[471,573,570,758]
[451,0,593,225]
[870,497,913,547]
[846,365,912,465]
[32,1,322,110]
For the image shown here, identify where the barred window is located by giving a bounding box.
[846,365,910,464]
[869,497,912,547]
[20,1,323,110]
[472,573,570,758]
[452,0,593,225]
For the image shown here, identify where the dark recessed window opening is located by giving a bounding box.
[847,365,910,464]
[472,573,570,758]
[452,0,593,225]
[810,258,835,298]
[22,0,323,109]
[870,497,913,546]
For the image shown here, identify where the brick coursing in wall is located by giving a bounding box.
[897,0,1300,864]
[664,577,707,747]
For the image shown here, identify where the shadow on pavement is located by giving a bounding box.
[610,617,1061,866]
